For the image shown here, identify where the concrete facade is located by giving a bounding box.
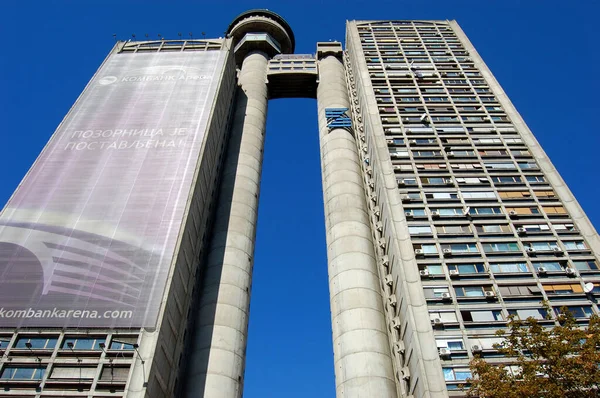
[316,42,397,398]
[0,10,599,398]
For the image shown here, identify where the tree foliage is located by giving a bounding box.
[467,309,600,398]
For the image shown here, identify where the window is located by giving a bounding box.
[421,177,450,184]
[563,241,587,250]
[508,308,547,320]
[532,261,563,271]
[424,286,450,299]
[526,175,546,183]
[480,150,508,157]
[442,243,478,253]
[454,285,493,297]
[413,151,442,158]
[407,208,427,216]
[529,241,558,251]
[553,223,576,232]
[425,192,458,200]
[534,190,556,199]
[408,225,433,235]
[14,336,57,350]
[109,336,137,350]
[498,285,541,297]
[519,224,550,233]
[469,207,502,215]
[518,162,539,169]
[482,242,520,253]
[62,337,105,350]
[435,225,472,234]
[436,338,465,350]
[476,224,511,234]
[0,337,10,349]
[554,306,593,319]
[429,311,458,322]
[490,262,528,273]
[499,191,531,199]
[447,263,486,274]
[491,176,523,184]
[50,366,96,380]
[543,284,583,295]
[443,367,472,381]
[423,264,444,275]
[435,208,464,216]
[389,148,409,158]
[572,260,599,271]
[485,162,516,169]
[100,366,130,382]
[470,337,503,350]
[461,310,504,322]
[456,177,488,185]
[414,244,438,254]
[1,367,45,380]
[506,207,540,215]
[543,206,567,215]
[461,191,496,199]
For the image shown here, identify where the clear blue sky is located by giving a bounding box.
[1,1,599,397]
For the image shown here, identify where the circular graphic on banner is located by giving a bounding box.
[98,76,118,85]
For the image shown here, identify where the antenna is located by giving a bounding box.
[584,282,595,294]
[112,34,117,42]
[189,32,193,39]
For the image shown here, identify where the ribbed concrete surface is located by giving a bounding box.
[184,51,268,398]
[317,54,397,398]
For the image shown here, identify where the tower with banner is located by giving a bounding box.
[0,9,599,398]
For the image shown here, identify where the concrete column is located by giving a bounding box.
[185,51,268,398]
[317,53,397,398]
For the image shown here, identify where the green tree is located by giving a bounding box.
[467,309,600,398]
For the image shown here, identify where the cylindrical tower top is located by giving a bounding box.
[226,9,295,54]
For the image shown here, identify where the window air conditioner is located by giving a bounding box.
[485,291,496,299]
[517,227,526,234]
[439,348,451,357]
[471,345,483,353]
[431,211,440,218]
[419,269,429,277]
[443,248,452,256]
[449,270,459,278]
[565,267,576,276]
[441,292,452,300]
[537,266,547,274]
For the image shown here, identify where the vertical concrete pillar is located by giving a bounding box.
[317,48,397,398]
[185,50,268,398]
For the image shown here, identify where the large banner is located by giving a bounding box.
[0,49,227,328]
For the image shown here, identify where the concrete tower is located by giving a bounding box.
[183,10,295,398]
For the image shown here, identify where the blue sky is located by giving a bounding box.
[1,1,599,397]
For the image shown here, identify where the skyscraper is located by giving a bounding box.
[0,9,598,398]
